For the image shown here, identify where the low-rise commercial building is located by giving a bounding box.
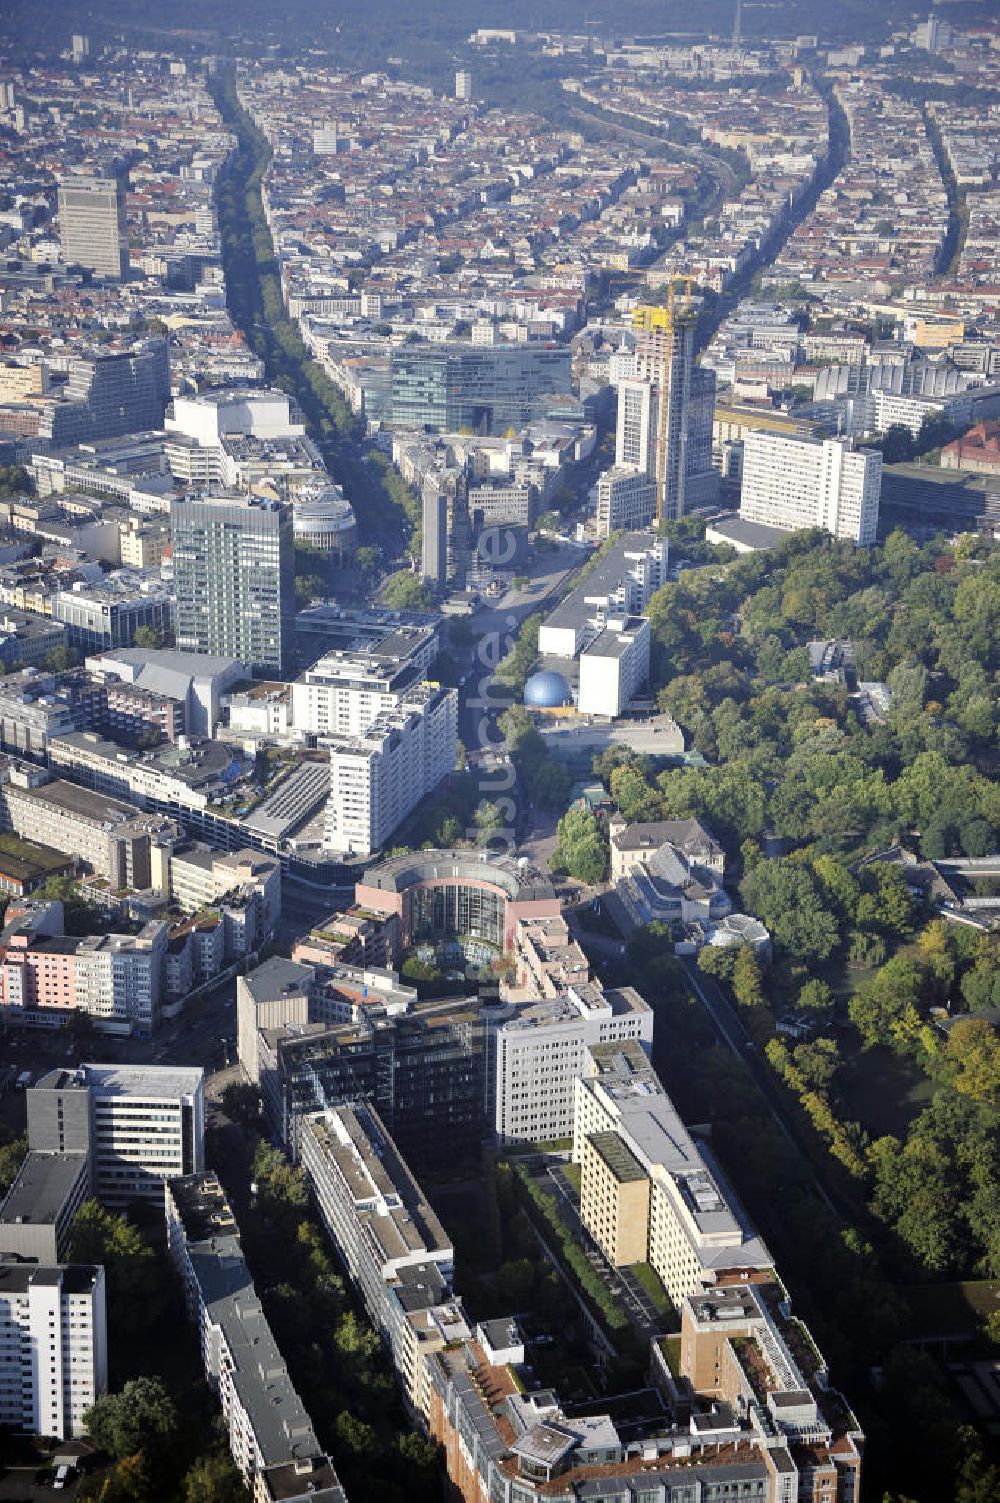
[0,668,104,762]
[300,1105,469,1419]
[160,842,281,936]
[51,575,174,654]
[678,1283,863,1501]
[86,648,247,738]
[354,848,560,957]
[0,609,69,670]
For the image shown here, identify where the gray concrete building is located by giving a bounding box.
[300,1104,468,1419]
[57,175,128,281]
[0,1150,90,1263]
[165,1172,346,1503]
[171,494,295,674]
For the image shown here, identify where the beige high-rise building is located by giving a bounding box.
[57,176,128,281]
[579,1129,650,1265]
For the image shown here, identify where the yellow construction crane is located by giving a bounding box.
[632,278,697,332]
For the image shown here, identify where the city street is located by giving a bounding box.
[0,974,239,1138]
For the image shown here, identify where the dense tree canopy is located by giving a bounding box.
[553,808,609,883]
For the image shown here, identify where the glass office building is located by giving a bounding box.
[390,344,572,432]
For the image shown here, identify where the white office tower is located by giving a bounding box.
[324,690,457,856]
[71,33,90,61]
[494,985,653,1144]
[28,1064,205,1207]
[455,69,473,100]
[57,176,128,281]
[740,431,882,545]
[604,379,658,535]
[616,379,657,474]
[0,1263,107,1438]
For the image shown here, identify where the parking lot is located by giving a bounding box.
[0,1468,81,1501]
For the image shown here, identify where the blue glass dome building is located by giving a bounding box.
[523,670,572,709]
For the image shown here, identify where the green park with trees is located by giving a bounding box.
[570,518,1000,1500]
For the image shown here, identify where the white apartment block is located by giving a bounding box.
[324,689,457,856]
[495,984,653,1145]
[0,1262,107,1439]
[740,431,881,545]
[300,1106,468,1420]
[28,1064,205,1208]
[577,616,650,718]
[572,1044,770,1309]
[290,637,441,737]
[615,380,657,474]
[596,467,656,536]
[73,923,167,1034]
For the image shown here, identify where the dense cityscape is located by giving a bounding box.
[0,2,998,1501]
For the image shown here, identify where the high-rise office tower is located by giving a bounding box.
[455,69,473,100]
[628,300,718,521]
[171,494,295,673]
[615,379,658,475]
[71,33,90,62]
[57,175,128,281]
[421,478,449,588]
